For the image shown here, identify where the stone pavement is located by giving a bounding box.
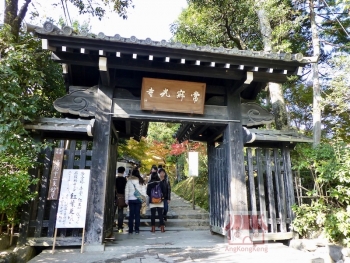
[28,193,320,263]
[29,230,319,263]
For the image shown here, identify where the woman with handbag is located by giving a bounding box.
[147,172,166,233]
[125,169,146,234]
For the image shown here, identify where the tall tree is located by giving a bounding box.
[255,0,293,130]
[172,0,305,130]
[309,0,321,146]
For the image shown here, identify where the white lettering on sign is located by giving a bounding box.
[191,91,200,103]
[56,169,90,228]
[160,88,171,97]
[176,89,186,101]
[146,87,154,97]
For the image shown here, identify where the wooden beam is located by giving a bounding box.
[53,51,294,82]
[206,126,226,143]
[232,72,253,95]
[125,121,131,135]
[38,34,304,70]
[99,57,110,86]
[192,125,210,138]
[112,98,234,124]
[41,39,56,51]
[111,123,119,140]
[53,52,245,80]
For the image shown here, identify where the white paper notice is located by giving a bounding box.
[188,152,199,176]
[56,169,90,228]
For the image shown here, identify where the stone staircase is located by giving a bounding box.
[122,192,209,231]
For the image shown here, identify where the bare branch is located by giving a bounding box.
[18,0,32,21]
[223,17,245,50]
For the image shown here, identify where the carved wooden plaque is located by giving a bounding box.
[47,148,64,200]
[141,78,206,114]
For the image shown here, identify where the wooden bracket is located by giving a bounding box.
[42,39,56,51]
[99,57,110,86]
[231,72,254,95]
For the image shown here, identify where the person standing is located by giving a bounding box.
[125,169,146,234]
[158,168,171,222]
[147,172,166,233]
[115,166,127,233]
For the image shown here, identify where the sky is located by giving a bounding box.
[0,0,188,41]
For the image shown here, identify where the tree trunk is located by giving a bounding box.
[255,0,289,130]
[269,82,288,130]
[309,0,321,147]
[4,0,31,39]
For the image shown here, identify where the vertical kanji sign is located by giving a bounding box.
[47,148,64,200]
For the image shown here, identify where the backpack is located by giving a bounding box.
[151,183,162,204]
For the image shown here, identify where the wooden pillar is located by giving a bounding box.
[225,87,249,240]
[282,143,295,221]
[84,84,113,251]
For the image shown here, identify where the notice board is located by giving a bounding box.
[56,169,90,228]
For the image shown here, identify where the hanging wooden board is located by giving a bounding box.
[141,78,206,114]
[47,148,64,200]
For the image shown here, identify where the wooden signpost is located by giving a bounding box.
[141,78,206,114]
[52,169,90,254]
[47,148,64,200]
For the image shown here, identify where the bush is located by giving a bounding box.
[291,139,350,247]
[173,177,209,211]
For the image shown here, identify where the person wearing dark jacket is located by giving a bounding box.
[147,172,166,233]
[158,168,171,222]
[115,166,127,233]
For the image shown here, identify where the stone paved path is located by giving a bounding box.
[28,193,320,263]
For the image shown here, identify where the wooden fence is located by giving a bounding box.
[19,139,93,246]
[208,145,295,240]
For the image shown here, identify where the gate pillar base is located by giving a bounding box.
[84,244,105,252]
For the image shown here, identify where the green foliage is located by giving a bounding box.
[291,137,350,247]
[321,55,350,141]
[0,26,65,224]
[171,0,262,50]
[173,177,209,211]
[146,122,179,145]
[117,124,177,175]
[284,80,313,133]
[171,0,306,53]
[68,0,133,20]
[261,0,307,52]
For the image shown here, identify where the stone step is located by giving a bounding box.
[112,226,210,233]
[125,209,208,220]
[122,218,209,228]
[172,210,209,220]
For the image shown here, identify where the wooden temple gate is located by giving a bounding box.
[20,22,311,250]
